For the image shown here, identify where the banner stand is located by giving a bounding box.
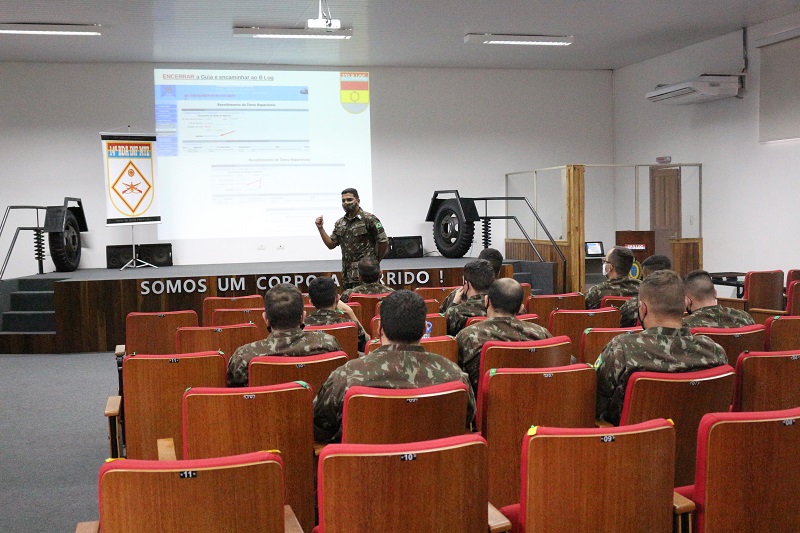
[120,225,157,270]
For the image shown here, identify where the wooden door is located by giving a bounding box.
[650,167,681,258]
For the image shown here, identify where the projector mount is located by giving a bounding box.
[307,0,341,30]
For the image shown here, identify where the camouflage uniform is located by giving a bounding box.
[618,296,640,327]
[594,326,728,425]
[330,208,388,289]
[304,308,369,352]
[227,328,342,387]
[312,343,476,442]
[682,305,756,329]
[445,293,488,336]
[438,289,458,313]
[340,282,394,303]
[455,316,552,393]
[585,277,641,309]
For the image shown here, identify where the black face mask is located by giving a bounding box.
[637,308,645,329]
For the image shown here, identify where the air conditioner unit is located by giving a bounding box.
[646,75,742,104]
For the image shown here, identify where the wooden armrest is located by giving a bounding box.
[105,395,121,417]
[157,438,177,461]
[673,491,695,514]
[284,505,304,533]
[595,418,614,428]
[748,308,786,325]
[75,521,100,533]
[115,344,126,357]
[314,442,327,457]
[488,503,512,532]
[672,491,695,533]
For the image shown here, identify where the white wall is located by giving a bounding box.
[613,12,800,278]
[0,63,613,279]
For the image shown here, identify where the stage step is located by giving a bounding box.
[10,290,55,311]
[17,278,61,292]
[2,310,56,332]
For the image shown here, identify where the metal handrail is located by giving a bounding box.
[0,205,46,281]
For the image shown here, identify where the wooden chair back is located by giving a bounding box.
[512,419,675,533]
[743,270,784,311]
[765,315,800,351]
[211,307,268,338]
[716,296,748,311]
[175,323,261,365]
[687,408,800,533]
[419,335,459,363]
[548,307,621,345]
[478,365,596,508]
[122,351,226,460]
[787,280,800,315]
[97,451,288,533]
[519,282,532,301]
[347,293,390,321]
[478,337,573,393]
[619,365,735,487]
[371,313,446,338]
[689,324,766,368]
[525,292,585,327]
[787,269,800,287]
[248,351,348,394]
[125,310,198,355]
[304,322,358,359]
[182,383,315,532]
[201,294,263,326]
[317,435,488,533]
[733,350,800,412]
[414,286,459,305]
[342,382,470,444]
[600,295,632,309]
[580,326,642,365]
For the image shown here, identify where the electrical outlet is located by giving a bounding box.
[277,244,285,250]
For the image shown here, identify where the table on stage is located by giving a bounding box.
[708,271,746,298]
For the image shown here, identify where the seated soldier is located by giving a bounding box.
[227,283,342,387]
[305,276,370,352]
[445,259,496,336]
[594,270,728,425]
[440,248,504,313]
[340,257,394,303]
[683,269,756,328]
[619,254,672,327]
[585,245,640,309]
[312,290,475,443]
[455,278,552,393]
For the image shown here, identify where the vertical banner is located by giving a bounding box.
[101,133,160,225]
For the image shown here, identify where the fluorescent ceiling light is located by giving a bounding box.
[464,33,572,46]
[233,26,352,40]
[0,23,101,36]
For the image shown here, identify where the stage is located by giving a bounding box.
[0,257,473,354]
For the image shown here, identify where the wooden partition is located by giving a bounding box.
[670,238,703,277]
[505,239,571,293]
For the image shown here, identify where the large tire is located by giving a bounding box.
[433,203,474,258]
[49,209,81,272]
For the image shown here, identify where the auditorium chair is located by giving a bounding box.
[175,322,262,365]
[201,294,263,326]
[675,408,800,533]
[615,365,736,487]
[733,350,800,412]
[477,337,573,394]
[715,296,748,311]
[525,292,585,327]
[689,324,766,368]
[123,310,199,356]
[478,365,596,508]
[373,298,439,316]
[748,279,800,323]
[548,307,620,346]
[75,451,302,533]
[107,351,226,460]
[370,312,446,338]
[248,351,348,395]
[765,315,800,350]
[600,294,632,309]
[414,286,459,305]
[211,307,269,338]
[580,326,642,365]
[341,382,470,444]
[304,322,358,359]
[742,269,784,312]
[315,434,510,533]
[181,383,315,532]
[465,313,539,327]
[346,292,391,321]
[363,335,459,363]
[499,419,685,533]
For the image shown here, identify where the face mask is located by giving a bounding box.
[343,202,358,215]
[637,308,645,329]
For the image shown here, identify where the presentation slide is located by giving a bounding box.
[153,69,372,240]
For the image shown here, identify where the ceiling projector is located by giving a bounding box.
[306,17,341,30]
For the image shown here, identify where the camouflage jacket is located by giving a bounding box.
[312,343,476,443]
[438,289,458,313]
[304,308,369,352]
[585,277,641,309]
[455,316,552,393]
[594,326,728,425]
[340,282,394,303]
[445,294,488,336]
[618,296,640,327]
[330,208,388,288]
[227,327,342,387]
[682,305,756,329]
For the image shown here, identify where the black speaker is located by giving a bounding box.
[106,245,133,269]
[386,236,423,259]
[137,243,173,267]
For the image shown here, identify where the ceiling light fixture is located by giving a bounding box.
[0,23,101,36]
[464,33,572,46]
[233,26,352,40]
